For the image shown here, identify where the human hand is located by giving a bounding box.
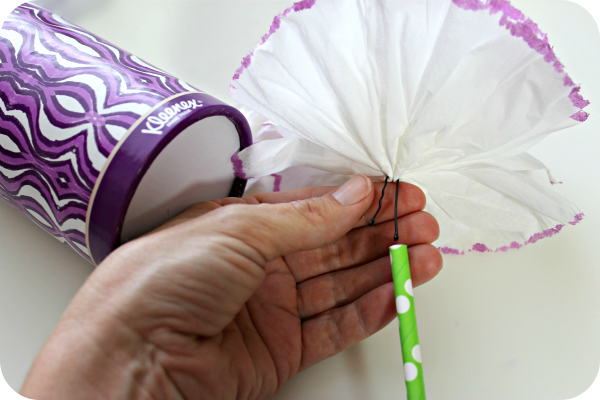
[21,175,442,400]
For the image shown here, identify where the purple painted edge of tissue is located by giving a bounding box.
[233,0,590,123]
[231,0,589,197]
[439,213,585,255]
[271,174,283,192]
[231,153,247,180]
[452,0,590,122]
[231,0,316,84]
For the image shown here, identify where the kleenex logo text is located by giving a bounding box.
[141,99,203,135]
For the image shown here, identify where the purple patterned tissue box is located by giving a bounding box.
[0,3,251,264]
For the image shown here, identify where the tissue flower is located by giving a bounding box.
[230,0,589,254]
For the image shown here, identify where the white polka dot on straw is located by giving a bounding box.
[404,278,413,296]
[412,345,422,363]
[396,295,411,314]
[404,362,418,382]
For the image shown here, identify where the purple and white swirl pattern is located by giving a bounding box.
[0,3,200,261]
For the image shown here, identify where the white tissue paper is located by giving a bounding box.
[230,0,589,254]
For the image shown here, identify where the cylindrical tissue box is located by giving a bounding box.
[0,3,251,265]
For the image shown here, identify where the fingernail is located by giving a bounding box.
[333,175,372,206]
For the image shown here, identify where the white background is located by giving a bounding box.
[0,0,599,399]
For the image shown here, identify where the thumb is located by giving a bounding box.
[95,175,374,338]
[220,174,374,263]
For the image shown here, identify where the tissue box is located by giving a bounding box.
[0,3,251,264]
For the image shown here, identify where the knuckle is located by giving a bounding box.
[324,313,345,353]
[353,302,370,336]
[297,287,310,319]
[183,201,207,214]
[286,198,330,228]
[180,200,221,219]
[206,204,265,240]
[211,203,252,224]
[330,273,346,305]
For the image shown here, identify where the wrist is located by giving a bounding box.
[22,310,142,399]
[21,250,179,400]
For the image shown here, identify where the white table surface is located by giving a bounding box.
[1,0,599,399]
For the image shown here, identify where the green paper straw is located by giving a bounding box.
[390,244,426,400]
